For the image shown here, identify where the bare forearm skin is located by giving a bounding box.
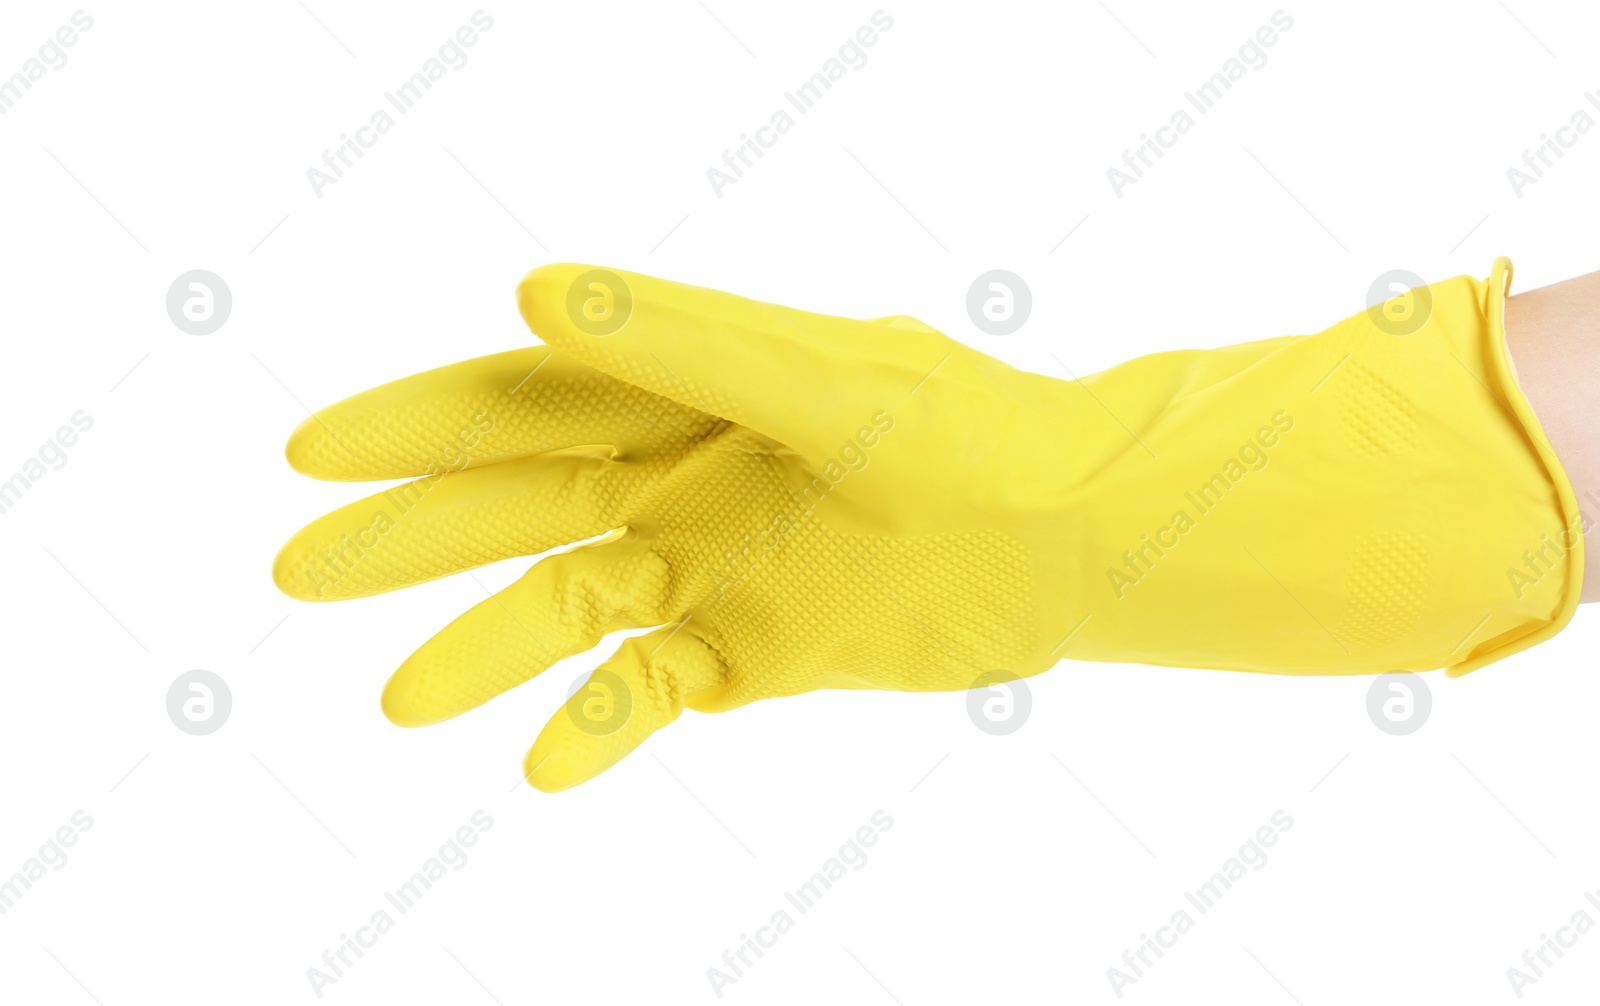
[1506,272,1600,603]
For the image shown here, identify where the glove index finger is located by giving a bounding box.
[516,263,953,464]
[285,346,714,481]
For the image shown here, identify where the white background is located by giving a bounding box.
[1,1,1597,1003]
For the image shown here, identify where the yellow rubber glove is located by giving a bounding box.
[273,258,1583,791]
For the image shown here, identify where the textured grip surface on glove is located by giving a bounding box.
[274,257,1583,790]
